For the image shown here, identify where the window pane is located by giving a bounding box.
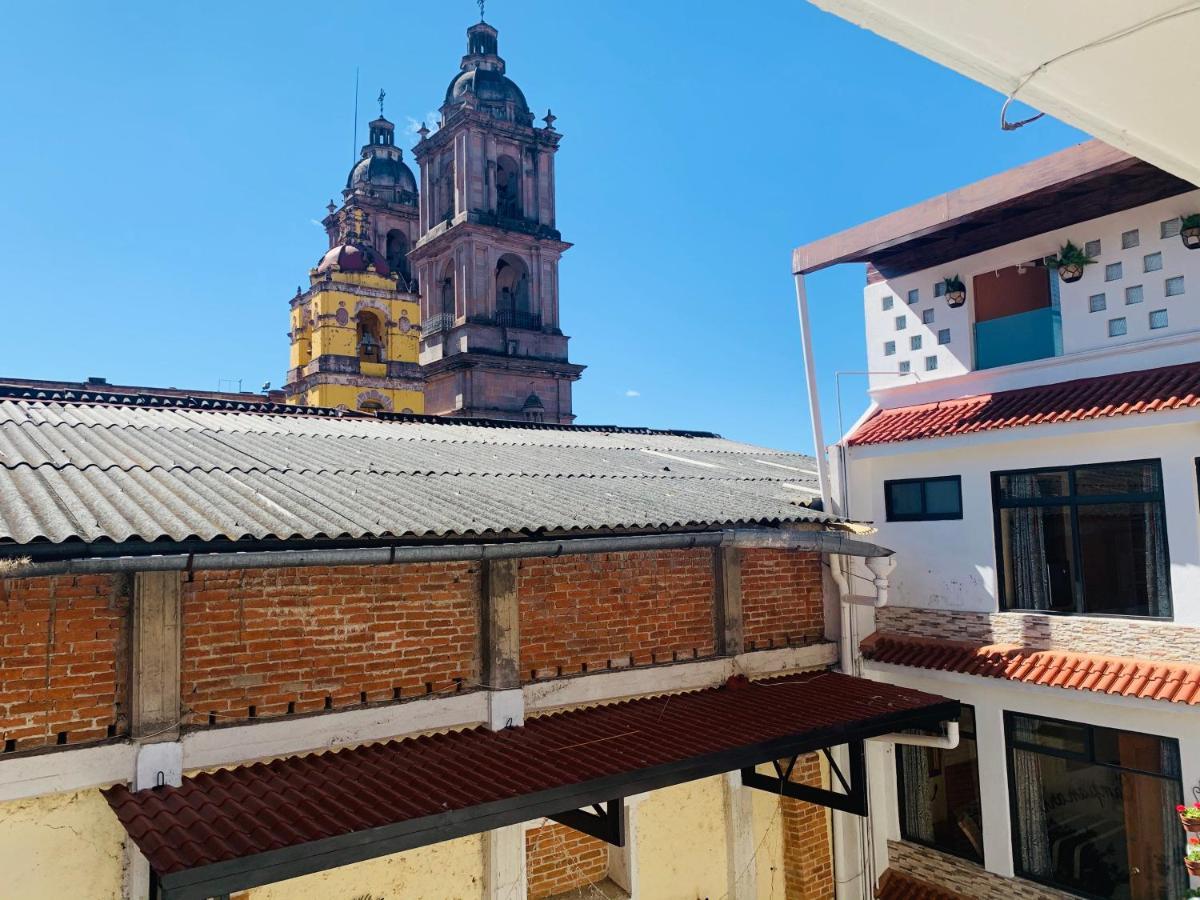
[1009,721,1186,900]
[887,482,923,517]
[1074,462,1160,496]
[924,479,960,515]
[1010,714,1088,754]
[997,471,1069,501]
[1092,727,1180,776]
[1078,501,1170,617]
[898,711,983,863]
[999,505,1076,612]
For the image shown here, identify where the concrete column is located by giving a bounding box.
[723,771,756,899]
[131,571,182,741]
[485,825,527,900]
[973,699,1014,877]
[714,547,744,657]
[481,559,524,730]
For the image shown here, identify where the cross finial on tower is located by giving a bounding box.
[377,88,386,117]
[477,0,485,21]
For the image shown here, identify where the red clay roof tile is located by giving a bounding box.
[861,632,1200,704]
[875,867,971,900]
[848,361,1200,445]
[104,671,956,881]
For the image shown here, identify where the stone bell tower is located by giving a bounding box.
[409,18,584,423]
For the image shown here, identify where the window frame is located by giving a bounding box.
[885,475,963,522]
[990,458,1173,619]
[1003,711,1184,899]
[895,705,981,864]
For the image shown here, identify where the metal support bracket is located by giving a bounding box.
[548,797,625,846]
[740,740,867,817]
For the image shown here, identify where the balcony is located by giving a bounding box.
[496,310,542,331]
[424,313,455,334]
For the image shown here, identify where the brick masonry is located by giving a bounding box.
[782,753,835,900]
[517,550,717,679]
[877,606,1200,663]
[0,548,829,745]
[0,573,128,752]
[180,563,479,722]
[525,821,609,900]
[741,550,824,651]
[888,840,1072,900]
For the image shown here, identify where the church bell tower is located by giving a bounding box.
[408,18,584,423]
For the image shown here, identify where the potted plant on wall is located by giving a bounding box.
[1180,214,1200,250]
[942,275,967,308]
[1188,837,1200,876]
[1179,803,1200,832]
[1048,241,1095,283]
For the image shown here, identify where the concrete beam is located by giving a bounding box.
[130,571,182,741]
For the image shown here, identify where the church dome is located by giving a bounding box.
[316,243,390,276]
[444,68,530,119]
[442,21,533,125]
[347,154,417,193]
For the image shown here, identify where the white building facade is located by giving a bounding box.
[795,141,1200,900]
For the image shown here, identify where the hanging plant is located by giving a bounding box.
[1188,837,1200,876]
[1180,214,1200,250]
[942,275,967,308]
[1179,803,1200,832]
[1047,241,1096,283]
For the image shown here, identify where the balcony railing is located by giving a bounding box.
[496,310,542,330]
[424,313,455,334]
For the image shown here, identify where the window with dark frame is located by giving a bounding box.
[896,705,982,864]
[1005,712,1185,899]
[885,476,963,522]
[992,460,1171,618]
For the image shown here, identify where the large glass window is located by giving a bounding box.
[885,476,963,522]
[1006,713,1185,899]
[992,460,1171,618]
[896,706,983,863]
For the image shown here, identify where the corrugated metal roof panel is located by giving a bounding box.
[0,400,827,547]
[103,671,955,878]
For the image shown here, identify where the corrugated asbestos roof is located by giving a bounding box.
[103,671,956,880]
[847,361,1200,446]
[0,399,827,548]
[861,632,1200,704]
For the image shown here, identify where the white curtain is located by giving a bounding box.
[1006,475,1051,611]
[1141,467,1170,617]
[1012,749,1052,877]
[899,745,934,844]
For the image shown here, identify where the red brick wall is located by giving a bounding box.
[526,822,609,900]
[741,550,824,650]
[0,574,127,752]
[518,550,715,678]
[782,753,835,900]
[181,563,478,723]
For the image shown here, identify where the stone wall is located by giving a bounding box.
[888,840,1073,900]
[877,605,1200,662]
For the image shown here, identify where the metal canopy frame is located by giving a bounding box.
[145,700,958,899]
[741,740,867,816]
[549,798,626,846]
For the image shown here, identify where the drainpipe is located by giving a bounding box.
[793,273,832,511]
[869,720,960,750]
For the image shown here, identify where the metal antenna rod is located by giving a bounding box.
[351,67,360,162]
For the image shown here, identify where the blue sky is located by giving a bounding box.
[0,1,1084,451]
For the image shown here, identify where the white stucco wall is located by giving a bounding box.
[844,408,1200,625]
[862,189,1200,392]
[862,663,1200,885]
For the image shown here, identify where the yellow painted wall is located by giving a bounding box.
[636,776,729,900]
[304,384,423,414]
[750,767,787,899]
[0,788,127,900]
[233,834,484,900]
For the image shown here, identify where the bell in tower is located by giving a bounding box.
[408,16,584,424]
